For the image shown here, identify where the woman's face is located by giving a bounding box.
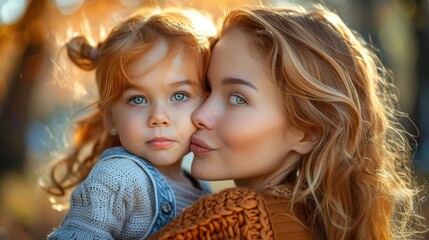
[190,28,308,190]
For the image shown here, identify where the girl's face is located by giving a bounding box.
[105,40,204,174]
[191,29,311,190]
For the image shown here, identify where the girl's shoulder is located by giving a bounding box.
[86,147,155,191]
[93,149,147,176]
[95,147,156,177]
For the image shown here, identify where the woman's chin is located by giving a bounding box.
[191,160,219,180]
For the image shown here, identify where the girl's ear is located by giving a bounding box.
[102,107,116,134]
[293,130,319,155]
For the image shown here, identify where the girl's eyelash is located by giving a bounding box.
[125,91,192,104]
[127,95,140,102]
[127,95,147,104]
[171,91,192,102]
[174,91,191,97]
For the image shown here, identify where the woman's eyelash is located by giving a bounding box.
[228,92,248,107]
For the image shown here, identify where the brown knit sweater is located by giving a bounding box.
[147,187,309,240]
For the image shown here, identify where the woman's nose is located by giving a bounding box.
[192,96,215,130]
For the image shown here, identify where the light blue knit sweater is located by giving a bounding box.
[47,147,206,240]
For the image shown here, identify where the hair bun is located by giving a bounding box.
[66,36,98,71]
[89,46,98,63]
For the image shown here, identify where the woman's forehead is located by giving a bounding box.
[209,29,268,80]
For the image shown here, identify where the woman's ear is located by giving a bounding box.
[293,130,319,155]
[102,107,117,135]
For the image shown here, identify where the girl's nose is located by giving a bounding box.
[148,104,170,127]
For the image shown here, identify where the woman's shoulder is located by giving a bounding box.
[257,187,310,240]
[148,186,309,240]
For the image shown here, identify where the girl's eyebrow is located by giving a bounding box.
[170,79,194,87]
[222,77,258,90]
[124,82,139,90]
[124,79,194,91]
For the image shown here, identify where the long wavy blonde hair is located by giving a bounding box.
[45,7,213,197]
[220,5,425,240]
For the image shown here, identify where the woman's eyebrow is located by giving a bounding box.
[222,77,258,90]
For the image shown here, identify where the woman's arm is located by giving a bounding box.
[148,187,274,240]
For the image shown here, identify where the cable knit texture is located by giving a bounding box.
[148,187,309,240]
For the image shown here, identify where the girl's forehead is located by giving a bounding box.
[127,41,200,77]
[128,40,170,75]
[128,52,196,79]
[125,49,201,86]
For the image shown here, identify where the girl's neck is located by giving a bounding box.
[157,160,189,185]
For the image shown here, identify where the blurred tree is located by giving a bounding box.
[0,0,48,178]
[411,0,429,168]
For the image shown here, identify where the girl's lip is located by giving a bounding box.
[147,137,174,149]
[190,135,214,154]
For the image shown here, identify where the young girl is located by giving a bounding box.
[44,7,214,239]
[149,4,426,240]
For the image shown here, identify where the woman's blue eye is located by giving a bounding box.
[129,96,147,105]
[229,94,247,106]
[172,92,189,102]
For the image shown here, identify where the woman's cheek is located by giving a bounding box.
[220,116,260,149]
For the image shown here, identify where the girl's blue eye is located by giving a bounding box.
[172,92,189,102]
[229,94,247,106]
[129,96,147,105]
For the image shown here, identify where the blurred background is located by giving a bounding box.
[0,0,428,239]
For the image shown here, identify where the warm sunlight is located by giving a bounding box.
[183,9,217,37]
[1,1,428,239]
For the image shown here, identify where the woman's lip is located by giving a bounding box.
[190,135,214,154]
[190,143,213,155]
[147,138,174,149]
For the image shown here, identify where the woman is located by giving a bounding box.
[149,4,425,240]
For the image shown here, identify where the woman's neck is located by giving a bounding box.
[234,152,301,191]
[234,173,286,191]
